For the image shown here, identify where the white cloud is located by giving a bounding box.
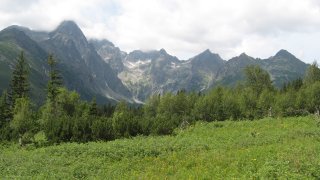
[0,0,320,63]
[103,0,320,62]
[0,0,112,30]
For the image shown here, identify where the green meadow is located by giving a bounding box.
[1,116,319,179]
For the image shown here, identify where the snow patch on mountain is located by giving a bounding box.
[170,62,181,69]
[125,59,151,69]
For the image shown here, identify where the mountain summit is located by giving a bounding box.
[274,49,296,59]
[191,49,224,64]
[52,20,83,36]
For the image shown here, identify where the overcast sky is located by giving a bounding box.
[0,0,320,63]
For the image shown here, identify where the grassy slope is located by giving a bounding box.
[0,116,320,179]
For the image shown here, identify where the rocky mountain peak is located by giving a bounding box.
[274,49,296,59]
[0,26,24,36]
[51,20,86,40]
[127,50,145,59]
[4,25,30,32]
[159,48,167,54]
[2,25,50,43]
[239,52,249,58]
[202,49,212,54]
[191,49,224,64]
[0,26,34,45]
[197,49,218,58]
[48,20,91,57]
[55,20,80,32]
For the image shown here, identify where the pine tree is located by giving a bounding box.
[89,97,98,116]
[9,51,29,106]
[47,54,62,104]
[0,90,11,128]
[40,54,64,143]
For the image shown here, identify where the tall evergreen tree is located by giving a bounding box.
[9,51,29,106]
[89,97,98,116]
[47,54,62,104]
[40,54,64,143]
[0,90,11,128]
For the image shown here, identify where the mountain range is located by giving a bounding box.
[0,21,309,104]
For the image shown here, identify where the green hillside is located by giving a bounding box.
[0,29,48,104]
[1,116,319,179]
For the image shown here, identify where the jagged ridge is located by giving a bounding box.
[0,21,309,103]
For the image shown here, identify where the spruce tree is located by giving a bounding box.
[89,97,98,116]
[0,90,11,128]
[41,54,63,142]
[47,54,62,104]
[9,51,29,106]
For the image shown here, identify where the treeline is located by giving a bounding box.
[1,52,320,145]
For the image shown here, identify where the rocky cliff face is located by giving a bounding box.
[94,37,308,102]
[95,38,307,101]
[89,39,126,73]
[0,21,133,104]
[41,21,133,103]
